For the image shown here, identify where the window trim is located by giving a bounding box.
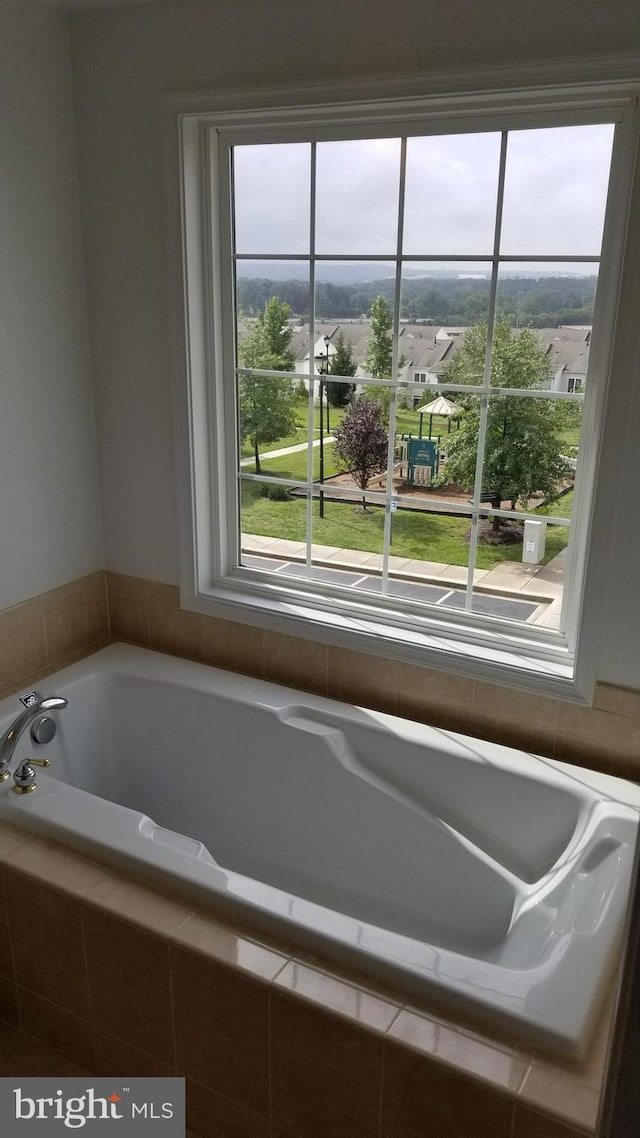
[164,64,640,704]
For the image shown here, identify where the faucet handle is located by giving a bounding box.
[12,757,51,795]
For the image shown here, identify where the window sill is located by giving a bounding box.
[182,574,590,705]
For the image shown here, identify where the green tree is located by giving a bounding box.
[365,295,393,378]
[363,295,397,420]
[238,297,298,473]
[333,396,389,512]
[444,319,572,532]
[327,331,357,407]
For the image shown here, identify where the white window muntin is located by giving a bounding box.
[174,86,637,696]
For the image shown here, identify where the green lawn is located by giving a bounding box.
[240,399,348,459]
[241,480,569,570]
[241,400,580,462]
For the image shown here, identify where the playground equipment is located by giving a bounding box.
[414,395,461,439]
[397,435,439,487]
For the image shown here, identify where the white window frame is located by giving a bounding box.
[164,66,640,704]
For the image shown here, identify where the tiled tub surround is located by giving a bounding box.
[0,573,109,701]
[0,821,615,1137]
[1,568,640,784]
[0,573,634,1135]
[0,643,634,1063]
[106,571,640,784]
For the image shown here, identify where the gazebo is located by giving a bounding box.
[415,394,461,439]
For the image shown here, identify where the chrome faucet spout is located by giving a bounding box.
[0,695,67,775]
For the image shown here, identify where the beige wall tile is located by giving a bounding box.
[0,874,12,978]
[265,631,328,695]
[106,572,150,601]
[204,616,265,678]
[84,572,109,602]
[271,991,383,1138]
[147,581,180,609]
[0,824,33,860]
[397,663,474,731]
[94,591,110,642]
[171,946,270,1115]
[0,646,109,701]
[45,600,99,662]
[149,604,206,662]
[594,682,640,719]
[18,988,94,1070]
[555,703,640,779]
[42,574,103,616]
[0,597,45,640]
[109,592,149,645]
[526,992,614,1100]
[473,682,558,753]
[0,977,20,1028]
[387,1009,527,1096]
[0,915,12,978]
[0,1023,92,1077]
[0,1026,88,1077]
[4,870,89,1018]
[518,1061,599,1133]
[274,961,400,1034]
[86,871,194,937]
[0,620,48,690]
[93,1030,175,1078]
[382,1039,515,1138]
[172,911,288,981]
[186,1079,269,1138]
[328,645,397,714]
[83,909,174,1067]
[513,1105,590,1137]
[11,839,108,897]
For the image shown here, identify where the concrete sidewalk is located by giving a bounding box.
[240,436,335,467]
[242,533,565,629]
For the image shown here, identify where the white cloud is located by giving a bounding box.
[232,122,615,268]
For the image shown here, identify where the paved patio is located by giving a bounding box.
[241,533,565,629]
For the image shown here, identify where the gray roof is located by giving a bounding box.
[240,319,592,380]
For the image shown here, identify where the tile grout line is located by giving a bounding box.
[79,903,98,1075]
[378,1032,386,1138]
[0,867,22,1033]
[267,988,273,1129]
[167,943,179,1075]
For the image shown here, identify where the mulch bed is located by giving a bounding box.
[469,518,525,546]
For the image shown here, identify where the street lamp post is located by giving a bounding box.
[325,334,331,433]
[319,352,325,521]
[318,335,331,520]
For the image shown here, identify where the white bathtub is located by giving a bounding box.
[0,643,636,1058]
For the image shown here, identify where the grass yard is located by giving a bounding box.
[239,398,349,460]
[241,479,570,570]
[241,399,580,465]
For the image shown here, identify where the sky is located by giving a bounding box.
[232,123,615,276]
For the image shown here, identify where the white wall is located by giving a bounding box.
[68,0,640,688]
[0,3,103,610]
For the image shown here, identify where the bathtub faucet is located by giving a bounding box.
[0,694,68,780]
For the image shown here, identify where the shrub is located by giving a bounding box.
[267,483,291,501]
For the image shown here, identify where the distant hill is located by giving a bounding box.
[236,272,598,329]
[236,262,592,284]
